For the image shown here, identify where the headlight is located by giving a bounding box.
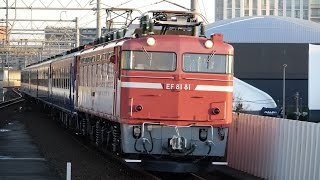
[146,37,156,46]
[204,40,213,48]
[135,105,143,112]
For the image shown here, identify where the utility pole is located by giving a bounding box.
[5,0,9,87]
[75,17,80,47]
[5,0,9,45]
[295,92,300,120]
[96,0,102,38]
[282,64,287,119]
[191,0,199,36]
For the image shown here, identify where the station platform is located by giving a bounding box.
[0,120,60,180]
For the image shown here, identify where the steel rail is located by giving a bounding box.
[0,88,24,109]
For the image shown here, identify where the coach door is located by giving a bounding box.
[112,46,121,117]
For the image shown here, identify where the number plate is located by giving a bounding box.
[164,84,191,90]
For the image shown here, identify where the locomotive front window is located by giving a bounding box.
[183,53,233,74]
[121,51,176,71]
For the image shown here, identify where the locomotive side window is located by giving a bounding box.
[102,63,109,87]
[97,64,102,87]
[182,53,233,74]
[88,65,92,87]
[93,64,97,87]
[121,50,176,71]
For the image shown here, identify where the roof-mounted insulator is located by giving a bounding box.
[148,19,154,35]
[94,38,99,45]
[110,33,114,41]
[200,23,205,37]
[141,15,149,36]
[123,28,127,37]
[104,34,110,42]
[116,31,121,39]
[99,36,104,43]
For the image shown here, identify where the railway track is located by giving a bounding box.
[61,123,162,180]
[0,88,24,109]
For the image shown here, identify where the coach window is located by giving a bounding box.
[84,66,88,87]
[66,67,69,89]
[182,53,233,74]
[88,65,92,87]
[121,50,176,71]
[64,67,67,89]
[66,66,68,89]
[58,68,61,88]
[52,68,55,87]
[55,68,58,88]
[62,67,65,89]
[63,67,65,89]
[60,68,63,88]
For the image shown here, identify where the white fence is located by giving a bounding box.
[227,113,320,180]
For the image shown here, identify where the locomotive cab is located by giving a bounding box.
[119,34,234,126]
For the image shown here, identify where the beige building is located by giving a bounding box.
[0,26,9,45]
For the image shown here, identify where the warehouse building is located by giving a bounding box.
[205,16,320,121]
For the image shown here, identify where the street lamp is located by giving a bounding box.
[282,64,287,119]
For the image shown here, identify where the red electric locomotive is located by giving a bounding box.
[22,10,234,172]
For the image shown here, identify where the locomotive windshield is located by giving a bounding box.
[183,53,233,74]
[121,50,176,71]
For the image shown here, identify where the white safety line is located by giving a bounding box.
[212,161,228,165]
[121,82,163,89]
[0,157,46,161]
[195,85,233,92]
[124,159,142,163]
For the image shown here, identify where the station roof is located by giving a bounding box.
[205,16,320,43]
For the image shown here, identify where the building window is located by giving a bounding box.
[278,0,283,9]
[278,10,283,16]
[252,0,257,8]
[245,10,249,16]
[244,0,249,8]
[262,10,267,15]
[270,10,274,15]
[311,8,320,17]
[295,0,300,9]
[295,10,300,18]
[303,10,309,19]
[235,0,240,8]
[227,9,232,18]
[227,0,232,8]
[252,10,257,15]
[235,9,240,17]
[286,10,291,17]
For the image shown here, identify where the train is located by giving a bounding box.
[21,10,234,172]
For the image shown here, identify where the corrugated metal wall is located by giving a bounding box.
[228,113,320,180]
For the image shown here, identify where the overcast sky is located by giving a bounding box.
[1,0,215,29]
